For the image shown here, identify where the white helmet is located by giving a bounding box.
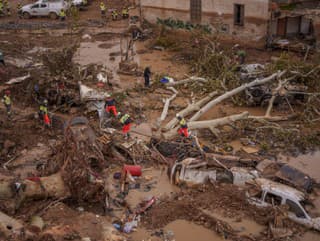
[106,94,111,98]
[176,114,181,118]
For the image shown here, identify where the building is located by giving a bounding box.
[140,0,320,49]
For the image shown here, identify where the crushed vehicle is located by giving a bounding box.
[169,158,258,186]
[239,64,265,81]
[256,159,314,193]
[245,83,306,107]
[20,0,69,19]
[247,178,320,231]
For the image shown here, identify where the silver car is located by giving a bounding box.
[20,0,68,19]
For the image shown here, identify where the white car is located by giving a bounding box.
[247,178,320,231]
[20,0,68,19]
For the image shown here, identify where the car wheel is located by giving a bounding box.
[49,12,57,20]
[23,12,31,19]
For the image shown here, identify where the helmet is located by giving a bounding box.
[43,99,48,105]
[117,112,121,118]
[5,90,10,95]
[176,114,181,119]
[106,94,111,98]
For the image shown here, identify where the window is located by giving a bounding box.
[286,200,306,218]
[234,4,245,26]
[190,0,202,23]
[265,192,282,206]
[32,4,39,9]
[40,4,47,8]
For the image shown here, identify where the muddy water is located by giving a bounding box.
[279,151,320,183]
[165,220,224,241]
[74,38,140,89]
[125,168,178,208]
[202,209,264,236]
[74,40,119,69]
[199,102,285,121]
[301,231,320,241]
[131,228,162,241]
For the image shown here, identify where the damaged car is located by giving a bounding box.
[169,158,259,186]
[256,159,314,193]
[247,178,320,231]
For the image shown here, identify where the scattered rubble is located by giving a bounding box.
[0,2,320,241]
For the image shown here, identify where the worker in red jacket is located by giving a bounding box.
[176,114,189,138]
[104,94,118,117]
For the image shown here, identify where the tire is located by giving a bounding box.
[49,12,57,20]
[23,12,30,19]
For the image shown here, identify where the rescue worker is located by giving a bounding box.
[104,94,118,117]
[4,0,10,16]
[121,7,129,19]
[232,44,246,65]
[236,49,246,65]
[39,99,51,127]
[17,2,22,18]
[111,9,118,21]
[59,9,66,21]
[176,114,189,138]
[100,2,106,18]
[0,50,5,66]
[119,113,132,139]
[2,90,11,118]
[34,83,40,100]
[143,66,151,87]
[0,1,3,15]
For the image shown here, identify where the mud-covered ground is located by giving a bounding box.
[1,1,320,241]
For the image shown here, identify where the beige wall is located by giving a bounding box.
[141,0,271,41]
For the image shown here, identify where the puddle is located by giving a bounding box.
[229,140,244,152]
[125,168,178,207]
[300,231,320,241]
[165,219,224,241]
[131,227,162,241]
[74,40,119,67]
[279,151,320,182]
[202,210,264,236]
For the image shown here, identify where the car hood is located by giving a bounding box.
[21,4,33,10]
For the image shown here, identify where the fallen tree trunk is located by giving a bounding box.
[166,76,208,86]
[265,78,290,117]
[163,112,249,139]
[164,91,218,130]
[189,112,249,130]
[160,87,178,122]
[20,172,70,200]
[190,71,287,121]
[0,210,25,237]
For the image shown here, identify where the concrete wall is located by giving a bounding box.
[141,0,271,41]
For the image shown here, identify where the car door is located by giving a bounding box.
[39,3,49,16]
[285,199,312,227]
[30,4,40,16]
